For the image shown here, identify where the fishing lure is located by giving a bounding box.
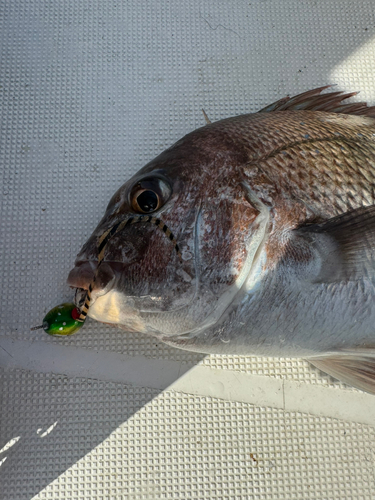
[32,215,181,336]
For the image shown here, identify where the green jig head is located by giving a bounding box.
[42,303,84,336]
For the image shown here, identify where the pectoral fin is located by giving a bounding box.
[309,352,375,394]
[296,205,375,282]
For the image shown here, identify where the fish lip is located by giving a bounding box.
[67,260,97,290]
[67,260,117,299]
[74,287,87,308]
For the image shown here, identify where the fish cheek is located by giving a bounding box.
[198,191,259,296]
[110,221,197,312]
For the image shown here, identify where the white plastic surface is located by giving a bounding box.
[1,0,375,498]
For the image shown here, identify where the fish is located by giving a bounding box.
[67,85,375,394]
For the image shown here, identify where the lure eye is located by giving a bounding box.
[130,177,171,214]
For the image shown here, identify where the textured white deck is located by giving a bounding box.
[1,0,375,498]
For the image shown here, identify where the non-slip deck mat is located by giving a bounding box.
[1,0,375,498]
[1,368,375,500]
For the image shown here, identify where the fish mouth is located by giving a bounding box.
[67,259,149,331]
[67,260,117,305]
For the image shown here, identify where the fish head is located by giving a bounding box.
[67,124,269,339]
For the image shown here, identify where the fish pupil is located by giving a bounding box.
[137,190,158,212]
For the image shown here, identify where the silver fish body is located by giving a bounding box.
[68,87,375,393]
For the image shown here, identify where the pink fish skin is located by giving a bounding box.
[68,87,375,394]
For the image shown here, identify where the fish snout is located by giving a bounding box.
[67,261,96,290]
[67,261,116,296]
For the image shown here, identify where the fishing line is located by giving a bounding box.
[31,215,181,335]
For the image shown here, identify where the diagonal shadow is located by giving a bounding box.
[0,337,206,500]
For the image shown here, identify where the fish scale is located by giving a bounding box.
[256,135,375,216]
[245,114,375,162]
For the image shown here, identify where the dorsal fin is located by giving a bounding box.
[258,85,375,118]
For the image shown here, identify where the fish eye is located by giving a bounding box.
[130,177,171,214]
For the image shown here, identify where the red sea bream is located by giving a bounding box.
[68,87,375,393]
